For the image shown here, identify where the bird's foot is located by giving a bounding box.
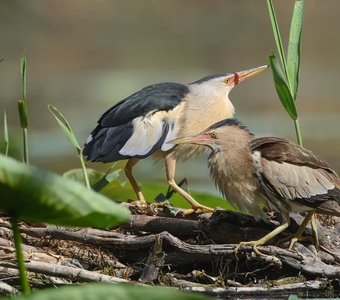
[135,199,148,207]
[126,198,150,214]
[277,211,319,251]
[182,204,214,215]
[319,245,340,257]
[288,236,313,250]
[234,240,283,267]
[276,234,314,250]
[234,240,264,256]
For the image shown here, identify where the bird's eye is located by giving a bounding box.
[209,132,217,139]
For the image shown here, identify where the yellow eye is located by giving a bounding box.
[210,132,217,139]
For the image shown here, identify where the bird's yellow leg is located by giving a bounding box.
[307,213,339,256]
[124,158,147,205]
[307,214,339,256]
[310,213,319,249]
[276,211,315,250]
[286,211,315,250]
[164,155,214,214]
[235,221,290,255]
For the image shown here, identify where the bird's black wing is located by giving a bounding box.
[99,82,188,127]
[83,82,188,162]
[250,137,340,216]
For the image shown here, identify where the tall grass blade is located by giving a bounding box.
[18,100,28,129]
[19,56,28,128]
[287,0,304,100]
[268,53,298,120]
[3,111,9,156]
[48,105,81,151]
[21,56,26,102]
[266,0,288,79]
[19,55,29,164]
[48,104,90,189]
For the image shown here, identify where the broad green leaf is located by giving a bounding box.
[63,167,121,191]
[92,168,121,192]
[63,168,104,187]
[3,111,9,156]
[268,53,298,120]
[287,0,304,100]
[48,104,81,152]
[0,154,130,228]
[2,282,210,300]
[101,179,238,212]
[266,0,288,78]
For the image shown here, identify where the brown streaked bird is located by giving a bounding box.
[82,66,267,212]
[170,118,340,252]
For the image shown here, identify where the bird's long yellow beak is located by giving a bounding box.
[226,65,268,86]
[169,134,212,145]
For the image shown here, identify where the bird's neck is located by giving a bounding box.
[178,86,234,137]
[207,135,260,214]
[208,131,253,174]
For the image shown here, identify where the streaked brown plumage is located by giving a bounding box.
[171,119,340,251]
[83,66,267,213]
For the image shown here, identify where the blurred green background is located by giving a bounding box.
[0,0,339,196]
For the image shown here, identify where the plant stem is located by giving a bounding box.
[294,118,303,147]
[80,151,91,189]
[11,217,30,294]
[23,127,29,164]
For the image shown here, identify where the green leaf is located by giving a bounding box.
[268,53,298,120]
[266,0,288,78]
[63,168,121,190]
[92,168,121,192]
[48,104,81,152]
[48,104,90,189]
[3,111,9,156]
[0,154,130,228]
[101,179,238,212]
[20,55,26,102]
[18,99,28,128]
[63,168,104,187]
[19,56,28,129]
[2,283,210,300]
[287,0,304,100]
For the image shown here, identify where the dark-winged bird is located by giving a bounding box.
[83,66,267,212]
[171,119,340,251]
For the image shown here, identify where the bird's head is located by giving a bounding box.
[169,118,253,153]
[190,65,268,94]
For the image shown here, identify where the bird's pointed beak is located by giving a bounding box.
[169,134,213,145]
[226,65,268,87]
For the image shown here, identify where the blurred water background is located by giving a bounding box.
[0,0,339,196]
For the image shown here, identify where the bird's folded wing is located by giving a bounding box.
[83,83,187,162]
[251,137,340,216]
[99,82,188,127]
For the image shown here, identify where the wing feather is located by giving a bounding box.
[83,83,187,162]
[251,138,340,216]
[99,83,188,127]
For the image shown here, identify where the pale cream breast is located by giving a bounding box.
[172,82,235,160]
